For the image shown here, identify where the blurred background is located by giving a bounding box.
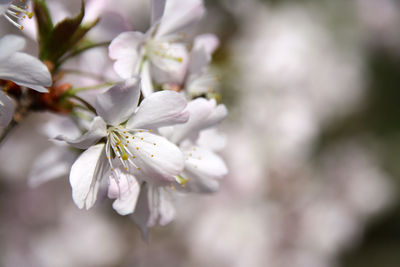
[1,0,400,266]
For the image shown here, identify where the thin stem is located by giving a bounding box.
[69,95,96,114]
[63,82,115,97]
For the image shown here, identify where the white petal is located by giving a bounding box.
[0,34,25,61]
[70,143,108,209]
[127,90,189,130]
[149,43,189,85]
[140,60,154,97]
[169,98,227,143]
[127,131,184,183]
[151,0,166,24]
[28,146,77,187]
[108,169,140,215]
[131,183,151,240]
[189,34,219,77]
[0,91,14,127]
[187,72,217,96]
[55,116,107,149]
[203,102,228,128]
[109,31,144,79]
[0,52,52,92]
[156,0,205,37]
[95,78,140,125]
[148,186,175,226]
[182,145,227,193]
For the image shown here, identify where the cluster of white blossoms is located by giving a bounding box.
[0,0,227,237]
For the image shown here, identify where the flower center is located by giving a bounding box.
[105,126,155,172]
[3,0,33,30]
[144,40,183,63]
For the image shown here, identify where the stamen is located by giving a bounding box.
[175,175,189,187]
[9,4,33,18]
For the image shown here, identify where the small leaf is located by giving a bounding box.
[33,0,53,59]
[45,0,85,62]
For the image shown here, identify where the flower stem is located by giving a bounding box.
[63,82,115,96]
[69,95,96,114]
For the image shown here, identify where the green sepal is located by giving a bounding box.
[43,0,85,63]
[33,0,54,59]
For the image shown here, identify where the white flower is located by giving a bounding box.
[130,97,228,238]
[170,98,228,193]
[57,77,189,211]
[184,34,220,98]
[0,0,33,30]
[109,0,205,97]
[0,34,52,127]
[160,97,228,192]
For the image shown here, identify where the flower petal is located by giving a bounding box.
[0,34,25,61]
[127,131,184,183]
[182,145,227,193]
[155,0,205,38]
[0,91,14,128]
[169,98,227,143]
[149,42,189,85]
[148,186,175,226]
[131,183,175,240]
[189,34,219,77]
[55,116,107,149]
[70,143,108,209]
[95,78,140,125]
[0,52,52,92]
[140,60,154,97]
[109,31,144,79]
[108,168,140,215]
[127,90,189,130]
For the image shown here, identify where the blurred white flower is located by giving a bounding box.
[57,77,189,212]
[162,97,228,192]
[184,33,219,98]
[109,0,205,96]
